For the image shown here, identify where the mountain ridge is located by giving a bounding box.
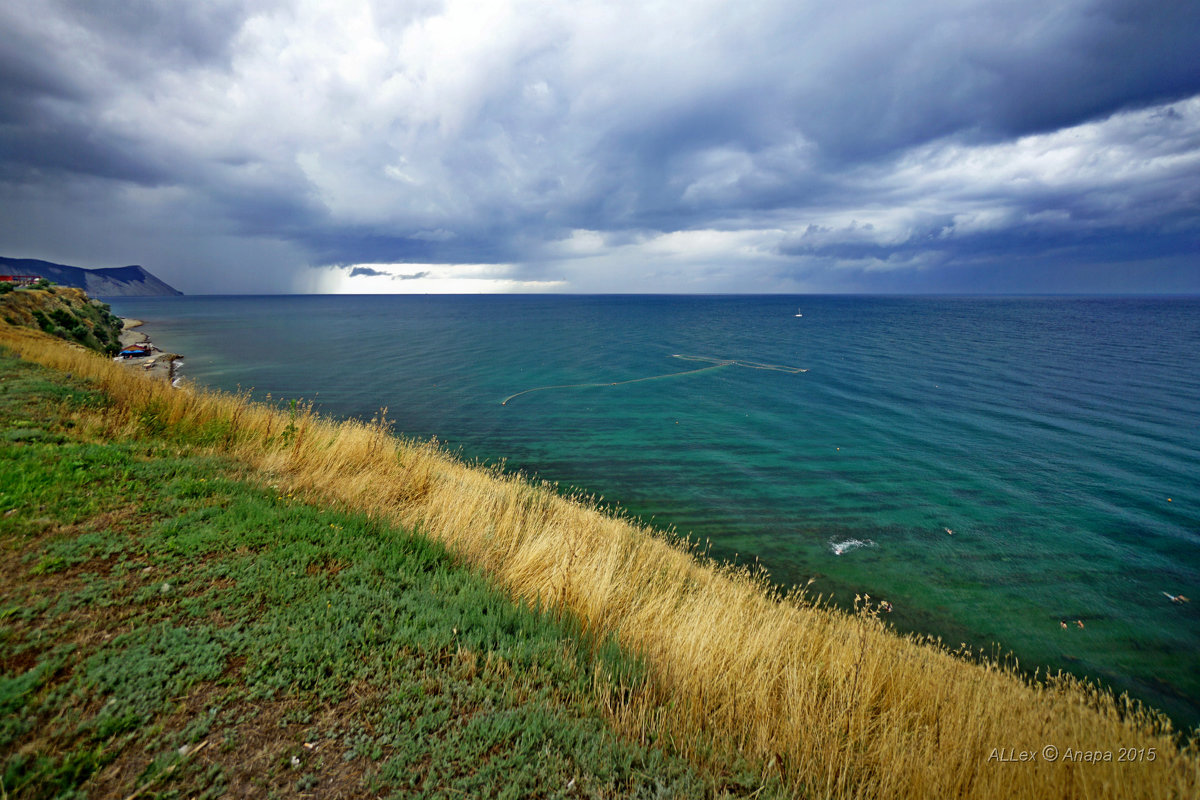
[0,256,182,296]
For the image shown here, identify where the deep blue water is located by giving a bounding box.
[108,294,1200,725]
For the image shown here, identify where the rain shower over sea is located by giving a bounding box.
[110,294,1200,725]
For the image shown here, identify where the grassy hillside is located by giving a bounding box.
[0,282,123,356]
[0,349,762,798]
[1,317,1198,799]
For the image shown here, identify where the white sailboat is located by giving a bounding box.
[794,308,803,317]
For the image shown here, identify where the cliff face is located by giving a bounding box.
[0,257,183,297]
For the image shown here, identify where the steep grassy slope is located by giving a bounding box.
[0,283,124,355]
[1,316,1197,799]
[0,348,765,798]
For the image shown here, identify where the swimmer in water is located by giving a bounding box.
[1076,619,1085,629]
[1163,592,1190,604]
[1060,621,1069,630]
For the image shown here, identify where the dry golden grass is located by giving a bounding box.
[5,321,1197,799]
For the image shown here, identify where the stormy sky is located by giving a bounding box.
[1,1,1197,294]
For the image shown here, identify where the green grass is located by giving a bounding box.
[0,350,778,798]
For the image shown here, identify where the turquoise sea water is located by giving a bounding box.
[109,294,1200,725]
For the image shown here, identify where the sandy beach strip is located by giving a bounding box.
[119,318,148,348]
[117,317,183,384]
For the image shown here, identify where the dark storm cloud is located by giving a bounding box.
[347,266,389,278]
[982,1,1200,133]
[0,0,251,186]
[0,0,1196,293]
[778,1,1200,160]
[0,118,171,185]
[0,44,84,125]
[348,266,431,281]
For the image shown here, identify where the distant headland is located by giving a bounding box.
[0,256,182,297]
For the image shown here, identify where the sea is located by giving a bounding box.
[106,294,1200,727]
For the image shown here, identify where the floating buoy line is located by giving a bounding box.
[500,354,808,405]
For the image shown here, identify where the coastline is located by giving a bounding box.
[119,317,147,346]
[1,317,1197,798]
[98,294,1200,730]
[117,316,182,384]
